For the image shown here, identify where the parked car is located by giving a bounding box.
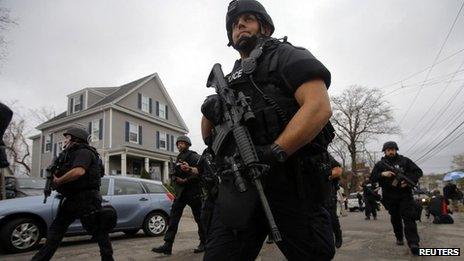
[347,192,364,212]
[5,177,45,199]
[0,176,174,253]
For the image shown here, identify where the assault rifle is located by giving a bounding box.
[43,153,65,204]
[380,160,429,195]
[206,63,282,242]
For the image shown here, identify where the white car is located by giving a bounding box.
[347,192,364,212]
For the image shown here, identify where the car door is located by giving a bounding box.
[66,178,111,233]
[109,178,151,229]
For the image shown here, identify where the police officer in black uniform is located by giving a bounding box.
[324,155,343,249]
[371,141,423,255]
[201,1,335,260]
[198,148,219,241]
[362,177,379,220]
[152,135,206,255]
[31,127,113,261]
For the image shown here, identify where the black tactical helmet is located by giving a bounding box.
[176,135,191,146]
[226,0,275,46]
[382,141,399,151]
[63,127,89,143]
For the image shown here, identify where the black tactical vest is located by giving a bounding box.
[56,144,102,197]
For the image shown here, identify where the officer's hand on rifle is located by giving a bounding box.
[255,143,287,167]
[52,175,61,188]
[180,161,192,173]
[381,171,395,178]
[176,177,187,184]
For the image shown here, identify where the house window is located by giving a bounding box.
[73,97,81,113]
[129,123,139,143]
[141,95,150,113]
[158,103,166,119]
[45,134,52,152]
[159,132,166,150]
[91,119,100,142]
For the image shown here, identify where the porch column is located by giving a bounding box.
[145,157,150,172]
[121,153,127,176]
[163,161,169,183]
[104,154,110,175]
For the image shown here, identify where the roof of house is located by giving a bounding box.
[36,73,188,132]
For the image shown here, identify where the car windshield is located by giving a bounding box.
[16,178,46,189]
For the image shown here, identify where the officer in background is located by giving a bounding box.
[201,0,335,259]
[371,141,423,255]
[324,155,343,249]
[362,177,380,220]
[152,135,206,255]
[31,127,113,261]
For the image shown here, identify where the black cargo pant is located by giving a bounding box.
[364,200,377,218]
[384,196,420,246]
[200,196,216,241]
[164,191,205,244]
[31,192,113,261]
[204,169,335,261]
[325,203,342,239]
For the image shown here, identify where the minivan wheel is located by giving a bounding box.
[143,212,167,236]
[0,218,42,253]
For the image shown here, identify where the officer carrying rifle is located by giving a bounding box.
[32,127,115,261]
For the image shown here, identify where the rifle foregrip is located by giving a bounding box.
[232,126,259,165]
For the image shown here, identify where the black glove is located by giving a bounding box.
[201,94,223,125]
[255,143,287,166]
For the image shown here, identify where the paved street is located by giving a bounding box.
[1,208,463,261]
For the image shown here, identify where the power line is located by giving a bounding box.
[380,48,464,89]
[414,116,464,163]
[403,60,464,154]
[398,0,464,125]
[404,66,464,156]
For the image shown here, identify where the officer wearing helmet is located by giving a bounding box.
[31,127,114,261]
[152,135,206,255]
[370,141,423,255]
[201,0,335,259]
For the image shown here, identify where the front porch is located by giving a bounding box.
[103,148,174,184]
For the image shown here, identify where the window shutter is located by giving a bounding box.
[156,131,160,149]
[69,98,73,114]
[165,105,168,120]
[53,143,57,157]
[125,122,129,142]
[40,169,43,178]
[171,135,174,151]
[50,134,53,151]
[41,135,45,153]
[166,134,170,151]
[138,125,142,145]
[88,122,92,135]
[155,101,159,116]
[149,98,153,114]
[138,93,142,109]
[79,95,83,110]
[99,119,103,140]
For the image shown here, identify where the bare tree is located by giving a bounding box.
[329,135,348,169]
[2,101,56,175]
[331,85,400,174]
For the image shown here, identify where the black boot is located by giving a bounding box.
[335,231,343,248]
[152,241,172,255]
[193,242,205,253]
[409,243,420,255]
[266,235,274,244]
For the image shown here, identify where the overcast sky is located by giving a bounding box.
[1,0,463,174]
